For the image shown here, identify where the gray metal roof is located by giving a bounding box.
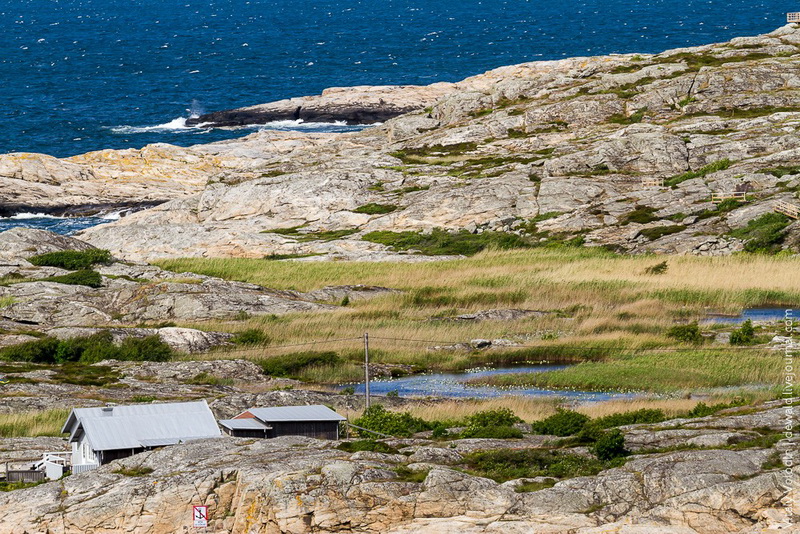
[218,419,271,431]
[63,400,221,452]
[246,405,346,422]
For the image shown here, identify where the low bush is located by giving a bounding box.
[28,249,112,270]
[459,425,523,439]
[230,328,269,345]
[465,408,523,428]
[463,448,607,482]
[362,228,533,256]
[0,332,173,364]
[43,270,103,288]
[352,405,431,437]
[729,213,790,253]
[665,159,732,188]
[113,466,154,477]
[186,372,234,386]
[257,351,340,378]
[336,440,399,454]
[666,322,703,344]
[590,409,666,429]
[352,203,398,215]
[639,225,685,241]
[531,409,590,436]
[730,319,756,345]
[592,429,629,460]
[620,207,658,225]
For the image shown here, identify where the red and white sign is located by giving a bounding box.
[193,505,208,528]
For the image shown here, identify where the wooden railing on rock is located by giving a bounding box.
[641,178,665,188]
[775,200,800,220]
[710,191,747,202]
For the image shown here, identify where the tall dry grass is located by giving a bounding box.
[0,408,70,437]
[156,249,798,392]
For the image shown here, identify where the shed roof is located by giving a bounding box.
[218,419,271,431]
[63,400,221,452]
[245,405,346,423]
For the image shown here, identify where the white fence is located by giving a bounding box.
[72,463,99,474]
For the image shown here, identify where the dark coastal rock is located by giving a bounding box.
[185,84,455,127]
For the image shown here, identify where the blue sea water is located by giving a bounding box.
[1,0,795,159]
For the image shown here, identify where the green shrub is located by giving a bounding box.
[729,213,790,253]
[463,448,607,482]
[639,225,685,241]
[336,440,399,454]
[592,429,629,460]
[431,423,449,438]
[730,319,756,345]
[620,207,658,225]
[590,409,666,429]
[113,466,154,477]
[362,228,533,256]
[352,203,398,215]
[186,372,234,386]
[0,332,173,364]
[0,337,60,363]
[531,409,590,436]
[459,425,523,439]
[352,405,431,437]
[465,408,523,428]
[257,351,340,378]
[28,249,111,270]
[644,261,668,275]
[230,328,269,345]
[43,270,103,288]
[666,322,703,343]
[665,159,732,188]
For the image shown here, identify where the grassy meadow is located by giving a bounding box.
[155,248,799,394]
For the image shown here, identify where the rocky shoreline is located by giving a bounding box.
[3,28,800,260]
[0,400,796,533]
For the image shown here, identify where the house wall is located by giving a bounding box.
[72,435,100,467]
[270,421,340,440]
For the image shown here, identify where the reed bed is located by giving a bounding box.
[156,249,799,392]
[0,408,70,437]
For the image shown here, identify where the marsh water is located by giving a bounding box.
[342,365,636,401]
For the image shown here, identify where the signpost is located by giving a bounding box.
[192,505,208,528]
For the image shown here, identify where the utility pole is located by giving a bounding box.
[364,332,371,409]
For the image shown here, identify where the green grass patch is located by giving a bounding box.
[620,206,659,225]
[262,226,359,242]
[113,466,154,477]
[758,165,800,178]
[336,440,399,454]
[362,228,533,256]
[463,448,615,483]
[352,203,398,215]
[470,348,780,392]
[42,269,103,288]
[185,372,234,387]
[664,159,732,188]
[390,142,479,163]
[639,225,686,241]
[728,213,791,253]
[608,108,647,125]
[257,351,341,378]
[28,249,111,270]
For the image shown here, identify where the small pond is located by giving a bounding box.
[702,307,795,324]
[340,365,636,402]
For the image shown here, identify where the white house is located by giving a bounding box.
[61,400,221,472]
